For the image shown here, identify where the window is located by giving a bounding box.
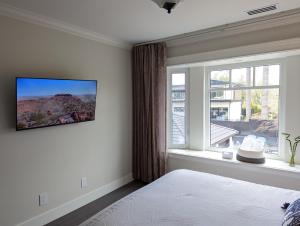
[208,64,280,155]
[169,71,188,147]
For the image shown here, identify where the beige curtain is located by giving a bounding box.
[132,42,167,183]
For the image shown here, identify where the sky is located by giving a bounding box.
[17,78,97,97]
[172,73,185,85]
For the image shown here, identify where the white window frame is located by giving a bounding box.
[167,67,190,149]
[204,59,286,160]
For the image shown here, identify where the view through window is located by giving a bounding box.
[209,65,280,155]
[171,73,186,146]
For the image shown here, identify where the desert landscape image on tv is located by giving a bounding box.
[16,78,97,130]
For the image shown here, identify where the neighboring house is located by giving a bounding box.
[171,85,185,114]
[172,83,242,122]
[171,83,239,146]
[210,80,242,121]
[171,85,186,144]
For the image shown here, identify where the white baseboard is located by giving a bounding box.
[17,173,133,226]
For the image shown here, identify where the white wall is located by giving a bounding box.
[0,16,132,226]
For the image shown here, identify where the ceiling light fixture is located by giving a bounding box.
[152,0,183,14]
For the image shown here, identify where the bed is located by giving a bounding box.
[80,169,300,226]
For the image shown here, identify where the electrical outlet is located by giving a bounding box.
[81,177,88,188]
[39,193,48,206]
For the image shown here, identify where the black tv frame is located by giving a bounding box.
[16,77,98,131]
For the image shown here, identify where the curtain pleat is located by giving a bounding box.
[132,42,167,183]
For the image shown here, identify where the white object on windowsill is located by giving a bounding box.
[238,148,264,159]
[222,151,233,160]
[237,135,266,163]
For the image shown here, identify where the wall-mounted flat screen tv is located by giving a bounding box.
[16,77,97,131]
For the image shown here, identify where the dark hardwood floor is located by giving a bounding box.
[46,180,145,226]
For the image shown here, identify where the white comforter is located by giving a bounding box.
[80,169,300,226]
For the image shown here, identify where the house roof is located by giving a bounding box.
[210,123,239,145]
[172,113,185,144]
[172,112,238,145]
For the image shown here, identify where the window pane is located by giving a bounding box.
[255,65,280,86]
[171,73,185,145]
[231,68,253,88]
[210,88,279,155]
[210,70,230,88]
[172,73,185,86]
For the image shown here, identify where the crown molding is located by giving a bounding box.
[0,2,132,50]
[138,8,300,47]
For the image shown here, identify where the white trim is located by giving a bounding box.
[16,173,133,226]
[210,85,280,91]
[167,68,190,149]
[185,70,190,148]
[0,2,131,50]
[204,67,210,151]
[279,58,288,161]
[167,69,172,148]
[204,59,284,71]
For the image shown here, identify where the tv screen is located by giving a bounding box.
[16,77,97,131]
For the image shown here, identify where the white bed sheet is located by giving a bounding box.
[80,169,300,226]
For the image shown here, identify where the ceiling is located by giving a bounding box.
[1,0,300,45]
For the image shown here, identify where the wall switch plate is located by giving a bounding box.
[81,177,88,188]
[39,193,48,206]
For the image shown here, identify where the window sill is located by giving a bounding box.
[168,149,300,175]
